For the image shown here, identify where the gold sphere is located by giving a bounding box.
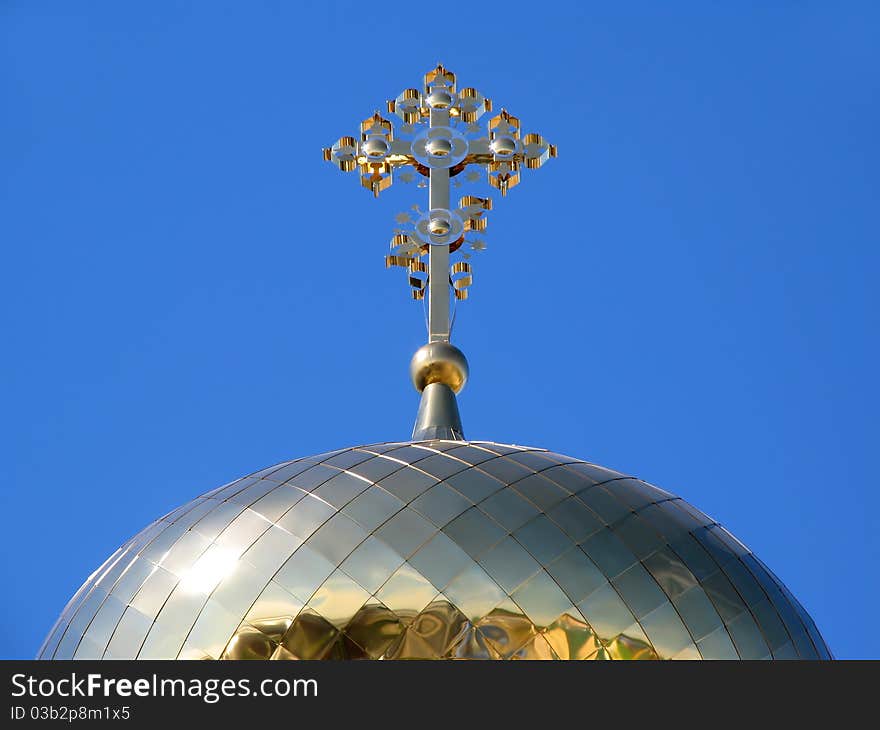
[426,89,453,110]
[428,216,451,236]
[410,342,468,393]
[491,135,517,156]
[426,138,453,157]
[362,136,390,159]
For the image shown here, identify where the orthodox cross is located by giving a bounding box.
[323,64,556,345]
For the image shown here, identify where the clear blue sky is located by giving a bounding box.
[1,2,877,659]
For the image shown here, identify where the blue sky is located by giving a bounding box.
[1,2,877,659]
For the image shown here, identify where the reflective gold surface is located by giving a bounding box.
[39,441,831,660]
[410,342,469,393]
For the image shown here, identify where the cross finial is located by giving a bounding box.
[323,65,556,439]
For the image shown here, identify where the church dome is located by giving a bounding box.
[39,440,830,660]
[40,65,831,662]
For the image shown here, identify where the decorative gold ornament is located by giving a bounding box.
[410,342,469,393]
[322,64,556,330]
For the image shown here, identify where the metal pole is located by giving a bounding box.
[428,106,450,343]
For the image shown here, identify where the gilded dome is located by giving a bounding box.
[39,440,830,660]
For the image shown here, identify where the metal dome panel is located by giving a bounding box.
[39,441,830,660]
